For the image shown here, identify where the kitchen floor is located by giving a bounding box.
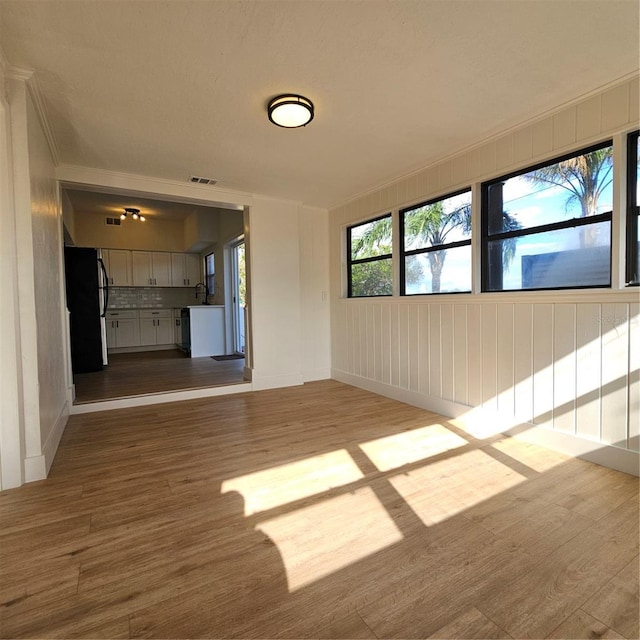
[73,349,246,404]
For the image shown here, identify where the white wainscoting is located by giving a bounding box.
[331,294,639,471]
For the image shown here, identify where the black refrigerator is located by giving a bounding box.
[64,247,109,374]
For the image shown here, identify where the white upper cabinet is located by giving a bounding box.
[105,249,200,287]
[132,251,153,286]
[152,252,171,286]
[171,252,202,286]
[132,251,171,286]
[186,253,202,286]
[102,249,132,286]
[171,253,187,286]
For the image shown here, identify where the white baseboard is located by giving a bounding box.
[43,400,69,474]
[24,455,46,483]
[303,368,331,383]
[70,382,253,414]
[251,372,304,391]
[108,344,178,354]
[332,369,640,477]
[24,400,69,483]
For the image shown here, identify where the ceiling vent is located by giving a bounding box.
[189,175,218,186]
[105,216,122,226]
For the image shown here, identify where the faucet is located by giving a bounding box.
[194,282,209,304]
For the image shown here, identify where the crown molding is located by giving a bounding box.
[25,73,59,166]
[4,61,60,166]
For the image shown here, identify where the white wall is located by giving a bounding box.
[25,87,69,478]
[329,76,639,475]
[248,196,303,389]
[1,71,70,486]
[0,65,26,489]
[300,205,331,382]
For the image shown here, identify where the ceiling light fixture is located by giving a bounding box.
[121,207,146,222]
[267,94,314,128]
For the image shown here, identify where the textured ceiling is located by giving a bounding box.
[1,0,638,209]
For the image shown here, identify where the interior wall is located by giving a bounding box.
[0,66,25,489]
[329,76,639,474]
[26,87,68,478]
[204,210,244,306]
[300,205,331,381]
[248,197,303,390]
[4,75,70,484]
[73,212,186,251]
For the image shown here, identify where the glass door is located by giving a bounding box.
[231,240,246,355]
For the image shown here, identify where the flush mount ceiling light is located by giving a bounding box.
[267,94,314,128]
[120,207,146,222]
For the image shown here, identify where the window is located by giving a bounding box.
[627,130,639,286]
[482,141,613,291]
[400,189,472,295]
[347,214,393,297]
[205,252,215,295]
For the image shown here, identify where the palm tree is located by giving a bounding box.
[523,146,613,246]
[404,200,471,292]
[354,201,520,293]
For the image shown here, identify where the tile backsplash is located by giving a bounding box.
[108,287,200,309]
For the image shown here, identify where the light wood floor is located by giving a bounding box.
[0,380,638,639]
[73,350,246,404]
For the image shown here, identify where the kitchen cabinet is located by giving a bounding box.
[132,251,171,286]
[171,253,202,286]
[102,249,132,286]
[173,309,182,345]
[186,253,202,286]
[139,309,172,346]
[105,311,139,348]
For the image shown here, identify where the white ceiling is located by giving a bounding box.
[1,0,638,209]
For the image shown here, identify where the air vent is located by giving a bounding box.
[189,175,218,186]
[105,217,122,226]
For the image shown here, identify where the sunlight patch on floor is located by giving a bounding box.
[389,449,528,526]
[221,449,364,515]
[491,437,569,472]
[258,487,403,591]
[359,423,468,472]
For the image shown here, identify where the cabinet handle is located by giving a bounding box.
[175,319,180,326]
[117,321,119,328]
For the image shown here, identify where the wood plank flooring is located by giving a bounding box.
[0,380,638,639]
[73,349,246,403]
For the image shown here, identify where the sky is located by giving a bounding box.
[406,161,615,294]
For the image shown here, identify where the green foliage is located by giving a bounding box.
[350,259,392,297]
[351,217,393,260]
[524,147,613,218]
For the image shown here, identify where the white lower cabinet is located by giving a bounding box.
[105,311,140,348]
[106,309,176,350]
[139,310,172,346]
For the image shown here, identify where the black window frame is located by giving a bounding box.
[399,187,472,296]
[626,130,639,286]
[347,212,393,298]
[481,140,614,292]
